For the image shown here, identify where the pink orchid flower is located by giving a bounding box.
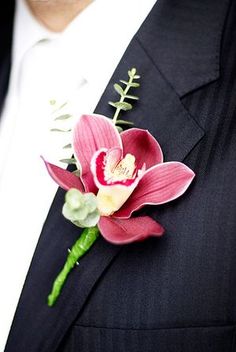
[44,114,195,244]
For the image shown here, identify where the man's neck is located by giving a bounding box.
[26,0,93,32]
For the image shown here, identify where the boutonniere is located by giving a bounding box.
[43,68,195,306]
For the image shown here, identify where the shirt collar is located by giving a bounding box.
[13,0,58,66]
[13,0,157,88]
[59,0,157,87]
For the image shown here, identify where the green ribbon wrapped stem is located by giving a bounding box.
[48,226,100,307]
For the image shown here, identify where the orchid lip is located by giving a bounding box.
[91,147,145,216]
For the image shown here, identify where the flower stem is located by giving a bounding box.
[47,226,100,307]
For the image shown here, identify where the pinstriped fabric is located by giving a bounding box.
[58,326,235,352]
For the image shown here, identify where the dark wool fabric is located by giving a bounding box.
[1,0,236,351]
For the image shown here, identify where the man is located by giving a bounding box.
[0,0,157,348]
[1,0,236,351]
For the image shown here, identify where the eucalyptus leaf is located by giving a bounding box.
[72,170,81,177]
[114,83,125,96]
[116,126,123,133]
[54,114,72,121]
[119,79,129,85]
[117,102,133,111]
[63,143,72,149]
[128,68,137,78]
[58,102,67,110]
[125,94,139,100]
[60,158,77,164]
[109,101,132,110]
[52,102,68,114]
[109,101,118,108]
[129,82,140,88]
[50,128,72,132]
[116,120,134,126]
[119,80,140,88]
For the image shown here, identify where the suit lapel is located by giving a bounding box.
[95,38,204,162]
[5,0,230,351]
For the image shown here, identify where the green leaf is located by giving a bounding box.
[128,68,137,78]
[109,101,132,111]
[119,80,140,88]
[125,94,139,100]
[119,79,129,85]
[50,128,72,132]
[129,82,140,88]
[118,102,133,111]
[116,120,134,126]
[58,102,67,110]
[114,83,125,96]
[134,75,141,79]
[72,169,80,177]
[109,102,117,108]
[63,143,72,149]
[51,102,68,114]
[54,114,72,121]
[116,126,123,133]
[59,158,77,164]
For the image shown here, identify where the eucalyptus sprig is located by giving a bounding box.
[109,67,140,126]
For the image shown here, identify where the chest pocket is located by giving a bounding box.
[58,324,236,352]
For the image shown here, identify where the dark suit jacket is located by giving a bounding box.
[1,0,236,351]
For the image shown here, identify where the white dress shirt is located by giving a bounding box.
[0,0,157,349]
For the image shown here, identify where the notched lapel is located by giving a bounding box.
[95,38,204,162]
[5,0,231,351]
[136,0,231,97]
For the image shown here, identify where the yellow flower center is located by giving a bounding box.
[97,153,138,216]
[105,153,136,183]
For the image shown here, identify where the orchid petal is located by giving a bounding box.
[121,128,163,169]
[73,114,122,192]
[98,216,164,244]
[115,162,195,218]
[42,158,84,192]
